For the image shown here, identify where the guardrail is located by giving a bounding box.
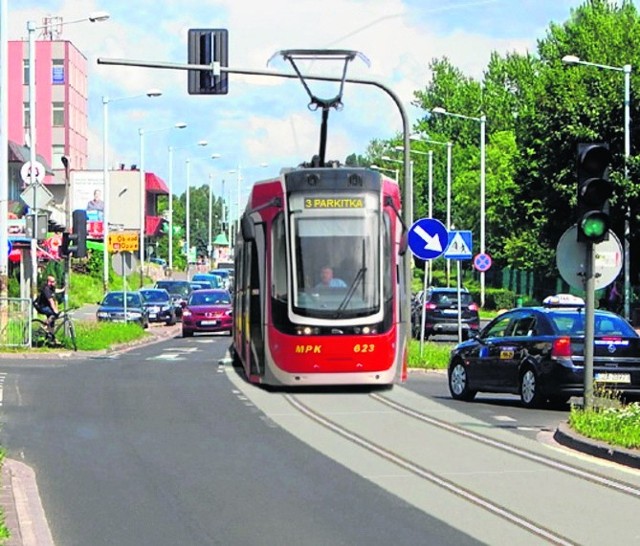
[0,298,32,349]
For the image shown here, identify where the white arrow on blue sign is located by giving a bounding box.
[407,218,448,260]
[444,231,473,260]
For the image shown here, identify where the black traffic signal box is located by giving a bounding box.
[60,210,87,258]
[187,29,229,95]
[576,142,612,244]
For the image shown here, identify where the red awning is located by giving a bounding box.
[145,215,165,236]
[145,172,169,194]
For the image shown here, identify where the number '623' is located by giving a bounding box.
[354,344,375,353]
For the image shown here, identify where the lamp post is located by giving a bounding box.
[167,140,208,273]
[227,163,268,248]
[27,11,109,296]
[432,107,486,306]
[102,89,162,291]
[139,122,187,286]
[562,54,632,319]
[400,136,453,284]
[208,154,222,264]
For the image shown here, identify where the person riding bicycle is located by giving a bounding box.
[34,275,63,336]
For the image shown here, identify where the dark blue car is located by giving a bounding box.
[96,291,150,328]
[448,299,640,408]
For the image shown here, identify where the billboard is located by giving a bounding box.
[71,171,104,239]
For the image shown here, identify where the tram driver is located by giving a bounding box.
[315,266,347,289]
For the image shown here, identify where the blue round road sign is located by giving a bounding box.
[407,218,448,260]
[473,252,492,272]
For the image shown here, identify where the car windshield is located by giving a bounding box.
[141,290,169,303]
[156,282,190,297]
[189,292,231,306]
[103,292,142,307]
[549,311,638,337]
[430,291,473,305]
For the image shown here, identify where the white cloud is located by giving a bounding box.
[11,0,582,192]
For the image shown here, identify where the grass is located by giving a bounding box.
[75,321,148,351]
[569,388,640,450]
[407,338,452,369]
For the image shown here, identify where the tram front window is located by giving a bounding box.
[292,214,380,317]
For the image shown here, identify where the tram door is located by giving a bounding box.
[241,228,265,378]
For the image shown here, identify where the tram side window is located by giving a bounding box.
[272,213,288,301]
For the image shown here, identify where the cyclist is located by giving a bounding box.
[34,275,63,337]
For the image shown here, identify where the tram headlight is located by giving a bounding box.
[354,325,377,335]
[295,326,320,335]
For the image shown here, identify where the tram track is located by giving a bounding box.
[282,390,640,546]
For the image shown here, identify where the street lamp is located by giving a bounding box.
[139,122,187,285]
[227,163,268,248]
[27,11,110,296]
[432,106,486,306]
[102,88,162,291]
[562,54,632,319]
[208,154,222,263]
[401,136,454,284]
[370,164,398,178]
[167,140,208,273]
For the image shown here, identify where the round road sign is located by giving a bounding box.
[473,253,492,272]
[556,225,622,290]
[20,160,46,184]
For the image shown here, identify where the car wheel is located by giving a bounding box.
[182,329,193,338]
[167,313,176,326]
[520,367,542,408]
[448,361,476,401]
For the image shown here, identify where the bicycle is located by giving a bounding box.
[32,310,77,351]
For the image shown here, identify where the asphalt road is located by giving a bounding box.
[0,335,480,546]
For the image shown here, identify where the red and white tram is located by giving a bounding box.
[232,165,408,387]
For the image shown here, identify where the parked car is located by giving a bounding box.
[447,297,640,408]
[181,289,233,337]
[149,257,167,267]
[96,291,149,328]
[411,287,480,340]
[139,288,176,325]
[190,281,210,291]
[191,273,225,289]
[154,280,192,318]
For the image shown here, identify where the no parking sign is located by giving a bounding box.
[473,253,492,272]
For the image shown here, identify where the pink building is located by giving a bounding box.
[8,35,89,181]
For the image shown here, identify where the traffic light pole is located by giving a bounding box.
[584,243,595,410]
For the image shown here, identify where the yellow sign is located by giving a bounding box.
[304,198,364,209]
[108,231,139,253]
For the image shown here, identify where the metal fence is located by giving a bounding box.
[0,298,32,349]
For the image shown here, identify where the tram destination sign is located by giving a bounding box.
[304,197,364,209]
[108,231,139,253]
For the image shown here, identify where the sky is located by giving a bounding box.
[10,0,587,210]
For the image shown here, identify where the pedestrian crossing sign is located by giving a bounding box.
[444,231,473,260]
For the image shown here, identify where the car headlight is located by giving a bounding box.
[182,309,192,317]
[97,311,109,318]
[225,310,233,316]
[161,305,171,311]
[127,312,142,318]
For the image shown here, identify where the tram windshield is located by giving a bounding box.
[290,212,380,318]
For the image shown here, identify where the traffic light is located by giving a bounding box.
[67,209,87,258]
[576,143,612,244]
[187,29,229,95]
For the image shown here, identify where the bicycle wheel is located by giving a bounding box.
[32,319,52,348]
[54,317,77,351]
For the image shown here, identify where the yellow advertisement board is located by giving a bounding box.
[108,231,139,253]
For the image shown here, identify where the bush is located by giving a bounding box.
[467,287,516,310]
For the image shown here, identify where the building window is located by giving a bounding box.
[52,102,65,126]
[52,59,64,85]
[23,102,30,128]
[23,60,29,84]
[52,145,65,169]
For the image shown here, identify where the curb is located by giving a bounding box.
[554,421,640,469]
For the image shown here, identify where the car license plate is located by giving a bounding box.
[595,372,631,384]
[443,309,458,315]
[201,320,218,326]
[149,313,157,319]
